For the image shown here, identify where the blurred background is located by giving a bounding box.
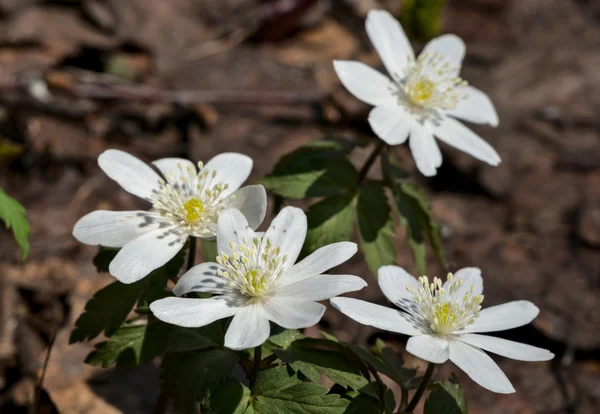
[0,0,599,412]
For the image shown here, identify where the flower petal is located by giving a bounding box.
[421,34,465,78]
[409,124,443,177]
[150,296,242,328]
[433,117,501,166]
[173,262,234,296]
[109,226,187,284]
[378,265,420,308]
[444,267,483,297]
[333,61,396,106]
[72,210,165,248]
[223,185,267,230]
[216,208,257,257]
[369,105,411,145]
[406,335,450,363]
[365,9,414,81]
[262,297,326,329]
[274,274,366,301]
[449,340,515,394]
[98,149,161,201]
[224,302,271,350]
[330,297,423,336]
[458,334,554,362]
[152,158,196,184]
[445,86,499,127]
[279,242,357,286]
[461,301,540,333]
[260,206,306,271]
[204,153,253,199]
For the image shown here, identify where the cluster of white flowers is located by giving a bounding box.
[72,9,553,397]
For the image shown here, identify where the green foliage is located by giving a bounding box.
[400,0,445,41]
[202,240,218,262]
[251,366,349,414]
[267,328,304,350]
[166,323,225,353]
[70,248,185,343]
[372,339,420,389]
[382,153,446,275]
[92,247,119,272]
[0,188,30,260]
[85,317,172,368]
[204,379,252,414]
[259,139,358,199]
[304,194,355,255]
[356,182,396,275]
[162,348,240,413]
[276,338,369,390]
[424,380,468,414]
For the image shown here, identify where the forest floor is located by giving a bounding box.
[0,0,599,413]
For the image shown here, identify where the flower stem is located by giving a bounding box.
[250,345,262,391]
[357,141,386,184]
[405,362,435,413]
[186,237,197,271]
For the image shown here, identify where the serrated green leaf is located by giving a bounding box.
[382,153,446,275]
[275,339,369,390]
[166,322,224,353]
[258,140,358,199]
[162,348,239,413]
[343,389,385,414]
[203,379,251,414]
[268,329,304,350]
[252,366,349,414]
[85,317,172,368]
[356,182,396,275]
[0,188,30,260]
[304,194,355,255]
[70,249,185,343]
[424,380,468,414]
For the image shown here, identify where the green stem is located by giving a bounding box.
[405,362,435,413]
[186,237,197,271]
[250,346,262,391]
[357,141,386,184]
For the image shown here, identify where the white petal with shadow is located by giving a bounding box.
[173,262,233,296]
[216,208,257,257]
[150,296,243,328]
[457,334,554,362]
[98,149,161,201]
[224,302,271,350]
[406,335,450,363]
[445,86,499,127]
[152,158,196,184]
[260,207,306,271]
[262,297,326,329]
[369,105,411,145]
[378,265,420,308]
[273,274,366,302]
[444,267,483,297]
[204,153,253,199]
[333,61,396,106]
[460,301,540,333]
[72,210,165,248]
[223,185,267,230]
[449,340,515,394]
[109,225,187,284]
[409,124,443,177]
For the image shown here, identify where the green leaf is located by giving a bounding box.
[0,188,30,260]
[424,380,468,414]
[202,240,218,262]
[258,140,358,199]
[85,317,172,368]
[166,322,225,353]
[372,339,419,389]
[252,365,349,414]
[382,153,446,275]
[162,348,239,413]
[275,339,369,390]
[92,247,119,272]
[304,194,355,255]
[400,0,445,41]
[204,379,251,414]
[268,329,304,350]
[70,249,185,343]
[356,182,396,275]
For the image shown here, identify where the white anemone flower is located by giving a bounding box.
[73,149,267,284]
[334,10,500,176]
[150,206,366,350]
[330,266,554,394]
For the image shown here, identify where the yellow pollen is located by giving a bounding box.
[183,198,204,224]
[409,79,435,104]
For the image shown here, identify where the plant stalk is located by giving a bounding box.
[405,362,435,412]
[250,346,262,391]
[186,237,197,271]
[357,141,386,184]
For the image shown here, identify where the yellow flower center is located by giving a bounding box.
[409,79,435,105]
[406,273,483,335]
[183,198,204,224]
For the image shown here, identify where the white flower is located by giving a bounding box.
[334,10,500,177]
[150,206,366,350]
[73,149,267,284]
[330,266,554,394]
